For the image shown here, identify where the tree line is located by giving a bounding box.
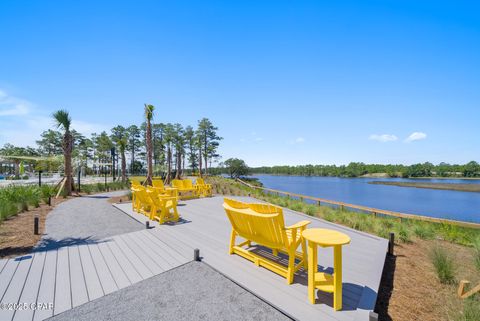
[0,108,222,187]
[249,162,480,178]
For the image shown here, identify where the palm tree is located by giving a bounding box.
[144,104,155,185]
[52,109,73,195]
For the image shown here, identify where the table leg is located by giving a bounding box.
[307,242,317,304]
[333,245,342,311]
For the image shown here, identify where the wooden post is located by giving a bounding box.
[317,200,321,206]
[388,233,395,255]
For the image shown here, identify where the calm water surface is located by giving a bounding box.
[253,175,480,223]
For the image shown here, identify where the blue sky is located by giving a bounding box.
[0,0,479,167]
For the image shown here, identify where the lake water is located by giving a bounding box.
[253,175,480,223]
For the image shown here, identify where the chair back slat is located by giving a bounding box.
[223,202,288,249]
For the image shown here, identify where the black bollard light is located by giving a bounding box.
[34,215,39,235]
[194,248,201,261]
[146,221,150,229]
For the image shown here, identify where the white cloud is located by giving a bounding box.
[288,137,306,144]
[405,132,427,142]
[0,89,31,116]
[0,89,111,147]
[369,134,398,142]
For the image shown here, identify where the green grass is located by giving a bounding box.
[456,297,480,321]
[430,245,456,284]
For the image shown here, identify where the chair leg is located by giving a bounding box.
[229,229,236,254]
[287,248,296,284]
[172,206,179,221]
[301,239,308,270]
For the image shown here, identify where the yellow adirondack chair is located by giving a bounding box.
[195,178,212,197]
[131,186,145,212]
[132,186,152,216]
[146,187,180,223]
[223,198,311,284]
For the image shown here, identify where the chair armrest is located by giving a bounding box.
[285,220,311,230]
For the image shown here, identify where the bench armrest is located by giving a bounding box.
[285,220,311,230]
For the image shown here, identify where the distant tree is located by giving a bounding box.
[52,109,74,195]
[163,123,175,184]
[196,118,222,176]
[463,161,480,177]
[144,104,155,186]
[224,158,249,179]
[36,130,62,156]
[184,125,198,173]
[173,123,184,179]
[126,125,141,174]
[111,125,128,182]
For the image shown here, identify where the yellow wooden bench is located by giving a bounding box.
[223,198,311,284]
[171,179,198,199]
[152,179,179,200]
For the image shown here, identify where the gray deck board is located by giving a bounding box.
[0,259,19,301]
[68,246,89,308]
[0,258,8,273]
[13,252,46,321]
[120,233,167,273]
[111,235,154,279]
[1,256,33,321]
[87,244,118,295]
[140,230,189,266]
[33,249,56,321]
[97,242,130,290]
[53,247,71,315]
[105,241,142,284]
[77,244,103,301]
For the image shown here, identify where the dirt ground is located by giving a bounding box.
[0,198,67,258]
[376,239,479,321]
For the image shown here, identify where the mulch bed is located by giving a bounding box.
[0,198,69,258]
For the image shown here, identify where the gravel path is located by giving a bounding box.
[37,191,143,250]
[46,261,292,321]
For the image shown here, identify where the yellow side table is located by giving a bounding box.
[302,228,351,311]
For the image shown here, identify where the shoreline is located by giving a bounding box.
[369,181,480,193]
[251,173,480,180]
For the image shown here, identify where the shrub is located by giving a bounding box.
[430,245,456,284]
[395,223,412,243]
[40,185,56,204]
[289,202,304,212]
[304,205,317,216]
[473,237,480,272]
[413,223,435,240]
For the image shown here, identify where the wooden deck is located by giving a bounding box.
[0,196,387,321]
[0,230,190,321]
[115,196,388,321]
